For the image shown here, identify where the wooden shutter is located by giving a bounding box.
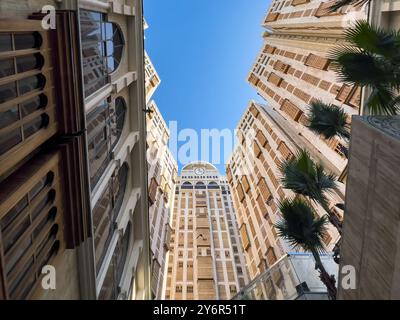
[267,72,283,87]
[0,20,57,177]
[291,0,310,5]
[277,141,294,160]
[280,99,303,121]
[304,53,330,70]
[239,224,250,250]
[241,175,250,193]
[148,177,158,205]
[256,130,268,147]
[0,151,65,299]
[264,12,280,23]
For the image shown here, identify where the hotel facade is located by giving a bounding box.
[146,101,178,299]
[227,101,345,285]
[247,0,367,176]
[143,21,177,299]
[164,162,249,300]
[0,0,151,300]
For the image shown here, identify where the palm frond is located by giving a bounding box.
[274,198,328,253]
[366,86,400,115]
[344,20,400,58]
[328,0,369,13]
[307,101,350,140]
[330,49,390,87]
[279,150,337,207]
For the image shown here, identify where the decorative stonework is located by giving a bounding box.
[365,116,400,140]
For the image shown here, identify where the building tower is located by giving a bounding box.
[146,101,178,299]
[165,162,249,300]
[227,101,345,286]
[247,0,367,176]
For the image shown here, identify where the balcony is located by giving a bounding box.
[233,253,338,300]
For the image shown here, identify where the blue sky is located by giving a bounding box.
[144,0,270,174]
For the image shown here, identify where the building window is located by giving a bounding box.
[99,222,132,300]
[80,10,125,97]
[115,97,127,142]
[93,163,130,273]
[181,182,193,189]
[87,98,126,189]
[208,182,219,189]
[195,182,206,189]
[176,285,183,293]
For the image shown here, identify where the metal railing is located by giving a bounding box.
[232,252,338,300]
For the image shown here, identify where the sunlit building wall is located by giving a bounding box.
[164,162,249,300]
[248,0,367,176]
[227,101,345,281]
[0,0,151,300]
[146,101,178,299]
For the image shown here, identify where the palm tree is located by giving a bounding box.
[279,149,343,232]
[330,20,400,115]
[274,198,337,300]
[308,100,351,141]
[307,100,350,158]
[328,0,370,13]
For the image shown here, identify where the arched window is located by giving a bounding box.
[208,182,219,189]
[112,97,126,147]
[195,182,206,189]
[181,182,193,189]
[80,10,125,97]
[104,22,124,73]
[113,162,129,219]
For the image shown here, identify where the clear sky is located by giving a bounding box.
[144,0,270,174]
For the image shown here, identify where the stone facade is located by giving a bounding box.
[227,101,344,281]
[165,162,249,300]
[338,116,400,299]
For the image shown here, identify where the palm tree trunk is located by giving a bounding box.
[311,249,337,300]
[318,198,343,235]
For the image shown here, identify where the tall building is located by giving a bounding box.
[0,0,151,300]
[164,162,249,300]
[248,0,367,176]
[227,101,344,282]
[145,52,161,103]
[143,21,178,299]
[146,101,178,299]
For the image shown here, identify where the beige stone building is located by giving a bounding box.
[146,100,178,299]
[0,0,151,300]
[227,101,345,282]
[248,0,367,176]
[145,52,161,104]
[143,21,177,299]
[164,162,249,300]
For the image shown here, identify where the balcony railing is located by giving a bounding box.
[232,253,338,300]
